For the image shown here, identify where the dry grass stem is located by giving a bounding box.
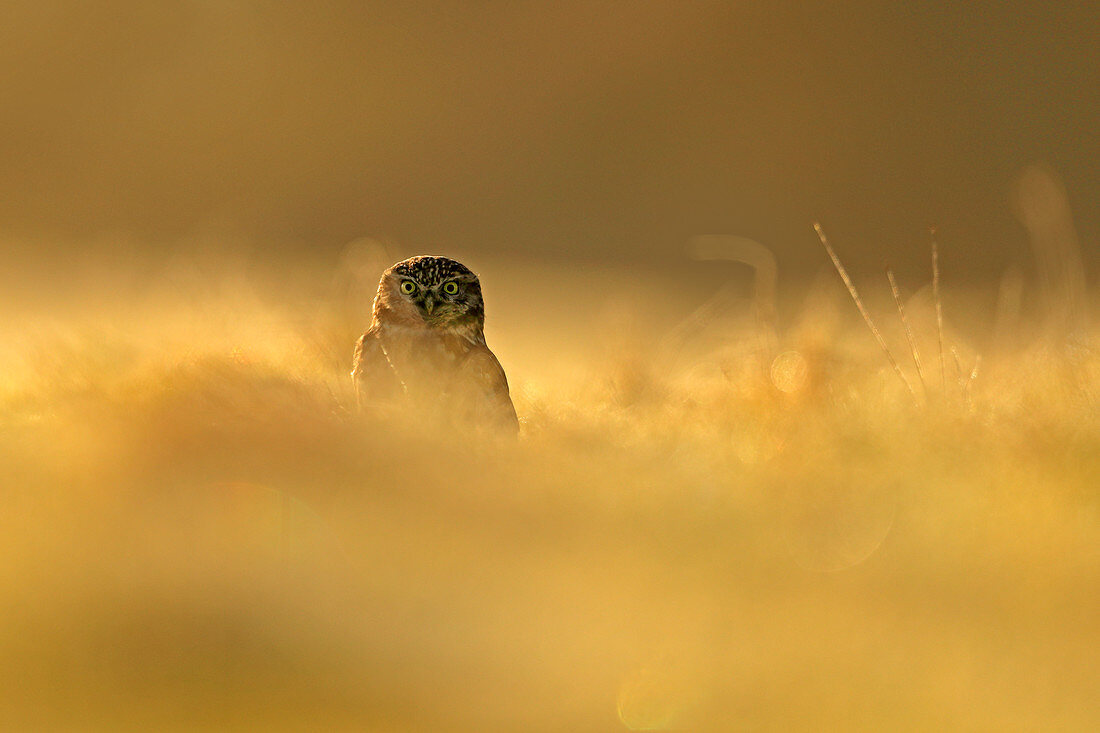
[965,353,982,409]
[814,222,916,399]
[887,266,926,397]
[932,228,947,392]
[951,346,963,383]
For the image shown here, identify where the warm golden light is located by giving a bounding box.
[617,666,684,731]
[770,350,809,394]
[0,3,1096,730]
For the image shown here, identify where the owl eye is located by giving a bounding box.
[442,281,459,295]
[400,280,417,295]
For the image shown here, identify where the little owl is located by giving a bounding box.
[351,256,518,433]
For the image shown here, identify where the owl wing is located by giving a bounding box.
[455,345,519,433]
[351,326,403,408]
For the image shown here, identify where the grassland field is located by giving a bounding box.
[1,242,1097,730]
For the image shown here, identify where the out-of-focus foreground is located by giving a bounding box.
[2,2,1097,728]
[0,230,1097,731]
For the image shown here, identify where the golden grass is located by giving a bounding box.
[0,252,1098,731]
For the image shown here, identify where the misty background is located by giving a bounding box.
[3,6,1099,729]
[1,1,1097,279]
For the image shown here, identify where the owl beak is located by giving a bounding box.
[422,295,435,316]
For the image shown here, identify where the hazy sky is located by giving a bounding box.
[1,2,1097,276]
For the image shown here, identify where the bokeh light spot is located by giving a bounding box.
[770,350,809,394]
[783,479,897,572]
[617,666,682,731]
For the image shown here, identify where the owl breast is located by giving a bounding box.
[380,328,470,400]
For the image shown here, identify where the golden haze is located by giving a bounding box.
[1,228,1097,729]
[1,2,1099,729]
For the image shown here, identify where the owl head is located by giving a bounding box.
[373,255,486,336]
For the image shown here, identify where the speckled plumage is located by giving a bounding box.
[351,256,518,432]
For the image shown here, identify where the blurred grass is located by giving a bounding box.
[0,249,1098,731]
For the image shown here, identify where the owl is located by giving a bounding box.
[351,256,519,433]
